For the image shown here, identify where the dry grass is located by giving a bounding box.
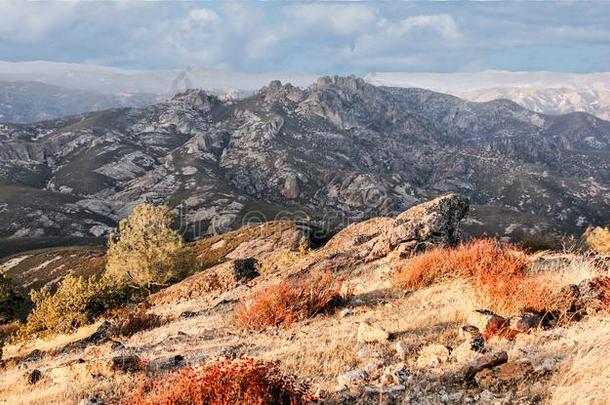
[235,270,346,330]
[121,357,314,405]
[392,239,555,314]
[585,226,610,254]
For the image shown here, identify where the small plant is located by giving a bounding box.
[110,307,165,337]
[235,270,346,330]
[584,226,610,254]
[122,357,314,405]
[392,239,553,314]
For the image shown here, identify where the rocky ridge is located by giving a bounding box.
[1,76,609,251]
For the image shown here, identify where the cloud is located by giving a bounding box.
[0,1,608,74]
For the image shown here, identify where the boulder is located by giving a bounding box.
[232,257,259,281]
[357,321,390,344]
[461,351,508,381]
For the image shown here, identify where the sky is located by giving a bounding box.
[1,1,610,75]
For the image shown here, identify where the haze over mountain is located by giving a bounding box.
[1,76,608,252]
[0,80,162,124]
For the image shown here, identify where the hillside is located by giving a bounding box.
[1,195,609,404]
[1,76,609,255]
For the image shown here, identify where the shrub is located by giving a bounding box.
[105,204,197,292]
[584,226,610,254]
[110,307,165,337]
[123,358,314,405]
[19,274,127,338]
[0,271,22,324]
[235,270,346,330]
[392,239,553,314]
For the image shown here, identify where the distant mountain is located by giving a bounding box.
[461,87,610,121]
[0,81,162,123]
[0,76,608,250]
[365,71,610,120]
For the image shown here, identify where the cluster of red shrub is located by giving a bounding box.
[392,239,553,314]
[235,270,345,330]
[122,357,314,405]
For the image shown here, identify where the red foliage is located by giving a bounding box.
[123,357,314,405]
[235,270,345,331]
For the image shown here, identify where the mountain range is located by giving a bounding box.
[0,75,608,252]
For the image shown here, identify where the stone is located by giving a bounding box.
[148,354,186,371]
[357,321,390,344]
[416,344,450,368]
[476,359,533,387]
[337,369,369,386]
[461,351,508,381]
[536,357,558,373]
[395,340,410,358]
[339,308,353,318]
[110,355,142,373]
[232,257,259,281]
[79,398,104,405]
[27,369,42,384]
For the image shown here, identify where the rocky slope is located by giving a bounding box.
[1,195,609,404]
[1,76,609,251]
[0,81,162,124]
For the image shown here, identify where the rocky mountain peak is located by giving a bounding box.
[170,89,214,111]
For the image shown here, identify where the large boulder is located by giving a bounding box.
[302,194,469,274]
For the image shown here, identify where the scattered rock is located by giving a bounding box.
[339,308,352,318]
[110,355,141,373]
[78,398,104,405]
[536,357,559,373]
[357,321,390,344]
[23,349,43,363]
[27,369,42,384]
[395,340,410,358]
[110,341,125,351]
[363,385,405,395]
[416,344,450,368]
[148,354,185,371]
[337,369,369,386]
[232,257,260,281]
[180,311,199,319]
[461,351,508,381]
[476,359,533,387]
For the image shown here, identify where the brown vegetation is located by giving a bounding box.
[392,239,554,314]
[122,357,314,405]
[109,308,165,337]
[235,270,346,330]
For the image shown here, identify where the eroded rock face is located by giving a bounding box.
[1,77,608,242]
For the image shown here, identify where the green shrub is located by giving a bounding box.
[19,274,128,338]
[105,204,197,292]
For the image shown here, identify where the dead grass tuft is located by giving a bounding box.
[392,239,554,314]
[122,357,314,405]
[235,270,346,331]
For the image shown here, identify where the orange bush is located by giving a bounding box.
[392,239,553,314]
[123,357,314,405]
[235,270,345,330]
